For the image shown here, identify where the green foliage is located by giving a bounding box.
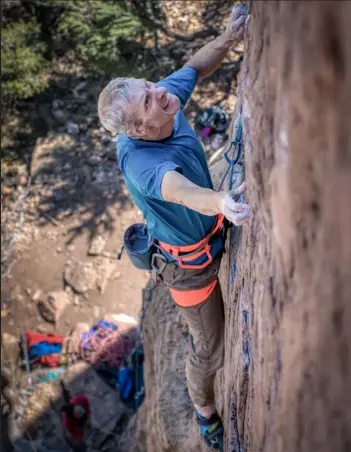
[1,18,49,101]
[55,0,143,73]
[1,0,145,102]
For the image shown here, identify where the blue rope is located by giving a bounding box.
[219,114,243,191]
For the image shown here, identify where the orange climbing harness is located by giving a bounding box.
[157,214,225,307]
[158,214,225,271]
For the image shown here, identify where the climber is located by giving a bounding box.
[98,5,249,450]
[60,381,91,452]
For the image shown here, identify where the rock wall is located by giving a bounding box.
[120,1,351,451]
[220,1,351,451]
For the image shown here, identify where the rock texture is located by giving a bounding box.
[120,2,351,451]
[220,2,351,451]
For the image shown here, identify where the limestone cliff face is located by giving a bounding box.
[119,2,351,451]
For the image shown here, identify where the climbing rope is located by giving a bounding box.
[218,113,243,191]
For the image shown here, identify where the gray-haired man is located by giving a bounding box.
[99,6,249,450]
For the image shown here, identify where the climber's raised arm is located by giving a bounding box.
[185,6,247,80]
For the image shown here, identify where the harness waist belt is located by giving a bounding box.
[158,214,225,270]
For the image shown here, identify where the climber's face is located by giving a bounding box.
[125,79,180,140]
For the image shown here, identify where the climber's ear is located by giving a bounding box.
[127,123,146,138]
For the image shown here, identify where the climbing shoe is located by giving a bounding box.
[196,410,224,451]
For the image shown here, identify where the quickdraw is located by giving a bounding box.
[218,112,243,191]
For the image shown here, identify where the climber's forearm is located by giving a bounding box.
[185,32,237,80]
[162,171,250,226]
[162,171,222,216]
[185,6,247,80]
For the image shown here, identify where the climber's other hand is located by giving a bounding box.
[224,5,247,43]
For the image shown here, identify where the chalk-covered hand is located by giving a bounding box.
[224,5,247,43]
[217,181,250,226]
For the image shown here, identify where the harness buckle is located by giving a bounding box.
[151,253,167,284]
[177,244,213,270]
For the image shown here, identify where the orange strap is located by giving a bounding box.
[158,214,224,270]
[170,279,218,307]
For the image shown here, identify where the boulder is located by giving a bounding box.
[37,291,71,324]
[52,109,68,125]
[64,260,96,293]
[88,234,106,256]
[94,257,116,294]
[65,121,79,136]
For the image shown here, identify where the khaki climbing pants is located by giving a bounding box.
[155,253,225,407]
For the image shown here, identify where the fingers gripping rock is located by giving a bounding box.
[226,6,248,42]
[220,193,250,226]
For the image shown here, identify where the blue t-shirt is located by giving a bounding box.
[117,66,216,247]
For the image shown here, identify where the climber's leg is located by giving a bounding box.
[175,280,224,409]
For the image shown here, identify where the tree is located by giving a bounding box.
[55,0,143,74]
[1,18,49,101]
[1,0,144,103]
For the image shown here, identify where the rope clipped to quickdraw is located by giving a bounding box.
[218,113,243,191]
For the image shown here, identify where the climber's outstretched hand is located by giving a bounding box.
[218,181,250,226]
[224,5,248,43]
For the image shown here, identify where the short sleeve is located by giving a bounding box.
[158,66,198,109]
[126,153,182,201]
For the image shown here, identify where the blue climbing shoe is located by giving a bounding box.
[196,411,224,450]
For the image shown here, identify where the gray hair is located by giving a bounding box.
[98,77,138,134]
